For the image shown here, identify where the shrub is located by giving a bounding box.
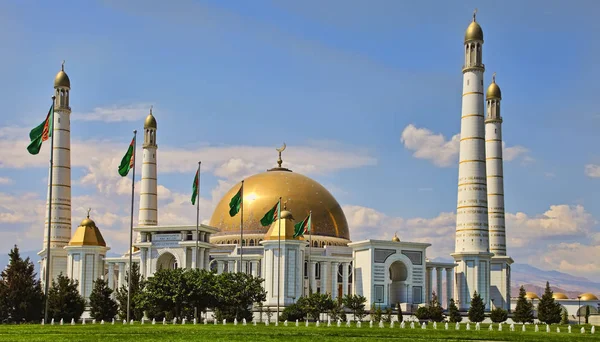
[280,303,305,322]
[490,308,508,323]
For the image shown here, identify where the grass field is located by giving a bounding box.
[0,323,598,341]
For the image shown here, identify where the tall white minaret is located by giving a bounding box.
[485,74,514,311]
[138,107,158,227]
[451,11,492,311]
[39,62,72,287]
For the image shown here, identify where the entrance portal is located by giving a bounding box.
[389,260,409,305]
[156,252,178,270]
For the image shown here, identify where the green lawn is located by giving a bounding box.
[0,323,597,341]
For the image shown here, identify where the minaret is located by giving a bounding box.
[138,107,158,227]
[39,62,72,287]
[485,75,514,311]
[451,11,492,310]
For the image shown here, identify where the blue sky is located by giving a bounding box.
[0,0,599,281]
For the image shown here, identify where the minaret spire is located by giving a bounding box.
[473,8,478,22]
[139,107,159,232]
[451,12,492,311]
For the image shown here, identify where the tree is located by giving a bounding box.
[47,274,86,321]
[297,293,334,321]
[585,306,590,324]
[396,302,403,322]
[280,303,306,322]
[328,300,346,322]
[115,262,144,320]
[513,286,534,323]
[342,294,366,321]
[447,298,462,323]
[490,308,508,323]
[428,292,444,322]
[414,306,430,320]
[537,281,562,324]
[213,272,266,321]
[89,278,118,321]
[138,268,189,320]
[0,245,44,323]
[185,269,216,317]
[561,309,569,325]
[467,291,485,322]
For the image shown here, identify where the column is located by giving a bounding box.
[251,261,258,277]
[228,260,235,273]
[445,268,454,308]
[140,249,147,277]
[436,267,443,305]
[204,249,210,270]
[331,262,339,300]
[191,246,197,269]
[117,263,124,288]
[147,248,153,276]
[342,262,349,296]
[321,262,329,294]
[426,267,433,304]
[217,261,224,274]
[310,261,317,293]
[182,247,188,269]
[107,263,114,290]
[198,247,205,270]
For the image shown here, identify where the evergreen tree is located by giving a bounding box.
[467,291,485,322]
[47,273,86,321]
[116,262,144,320]
[428,292,444,322]
[537,281,562,324]
[447,298,462,323]
[0,245,44,323]
[561,309,569,325]
[89,278,118,321]
[342,294,366,321]
[513,286,534,323]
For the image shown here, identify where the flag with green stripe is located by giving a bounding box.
[191,169,199,205]
[27,104,54,155]
[118,138,135,177]
[294,213,311,238]
[260,201,281,227]
[229,185,243,217]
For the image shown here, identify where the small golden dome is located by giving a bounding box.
[525,292,540,300]
[280,210,294,220]
[579,293,599,301]
[465,10,483,43]
[263,211,297,241]
[68,215,106,247]
[486,74,502,100]
[124,246,140,255]
[54,62,70,88]
[553,293,569,300]
[144,107,157,129]
[392,233,400,242]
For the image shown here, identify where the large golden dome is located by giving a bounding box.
[209,167,350,241]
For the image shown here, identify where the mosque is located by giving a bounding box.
[37,13,599,318]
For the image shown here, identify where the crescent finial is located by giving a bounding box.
[276,142,286,167]
[473,8,478,21]
[492,72,496,83]
[61,60,65,71]
[87,207,91,218]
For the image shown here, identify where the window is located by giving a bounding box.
[375,285,384,303]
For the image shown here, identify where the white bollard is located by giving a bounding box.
[557,327,560,333]
[173,318,177,325]
[130,319,134,325]
[223,319,226,325]
[390,321,394,328]
[141,318,145,325]
[337,319,341,327]
[522,324,526,332]
[284,320,288,327]
[316,320,320,327]
[51,318,55,325]
[369,320,373,328]
[253,321,256,326]
[214,318,217,325]
[123,319,126,325]
[100,320,104,325]
[82,318,86,325]
[568,325,571,333]
[163,318,166,325]
[581,327,585,334]
[60,318,64,325]
[111,318,115,325]
[305,320,308,327]
[71,318,75,325]
[535,324,539,332]
[475,322,480,331]
[455,322,460,330]
[466,322,470,330]
[421,322,426,330]
[234,318,237,326]
[296,319,299,327]
[499,323,502,331]
[546,324,550,333]
[327,318,331,327]
[41,319,45,326]
[433,321,437,330]
[488,324,492,331]
[265,319,269,326]
[379,320,384,328]
[510,323,514,331]
[275,320,278,327]
[152,318,156,325]
[243,318,246,326]
[357,321,361,328]
[182,318,186,325]
[591,326,595,334]
[411,322,415,329]
[346,320,350,327]
[444,322,448,330]
[193,318,196,325]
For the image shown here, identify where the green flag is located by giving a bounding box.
[260,201,281,227]
[229,185,243,217]
[27,104,54,155]
[191,169,200,205]
[118,138,135,177]
[294,213,311,238]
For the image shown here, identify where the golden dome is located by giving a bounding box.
[209,168,349,241]
[579,293,599,301]
[68,216,106,247]
[486,74,502,100]
[553,293,569,300]
[465,10,483,43]
[54,62,70,88]
[392,233,400,242]
[525,292,540,300]
[144,107,157,129]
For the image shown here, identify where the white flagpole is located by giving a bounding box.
[127,130,137,322]
[43,96,56,323]
[195,161,201,269]
[277,197,282,321]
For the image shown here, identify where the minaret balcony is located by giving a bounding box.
[462,64,485,73]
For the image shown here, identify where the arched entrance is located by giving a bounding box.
[156,252,178,270]
[389,260,409,305]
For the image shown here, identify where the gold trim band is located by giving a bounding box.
[460,137,484,142]
[488,193,504,196]
[458,182,487,186]
[143,162,156,165]
[461,114,484,119]
[462,91,484,96]
[459,160,485,164]
[457,205,488,209]
[486,157,502,160]
[485,139,502,142]
[141,177,157,180]
[487,175,503,178]
[53,128,70,133]
[139,208,158,211]
[52,165,71,169]
[53,147,70,151]
[139,192,157,195]
[51,184,71,188]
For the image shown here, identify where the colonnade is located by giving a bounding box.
[309,260,351,299]
[425,265,454,308]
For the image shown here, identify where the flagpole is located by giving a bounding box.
[43,96,56,323]
[277,197,282,321]
[195,161,201,269]
[308,210,312,294]
[127,130,137,323]
[240,180,244,272]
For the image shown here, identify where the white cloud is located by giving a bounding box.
[584,164,600,178]
[0,177,12,185]
[400,124,531,167]
[73,103,153,122]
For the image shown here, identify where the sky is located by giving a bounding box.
[0,0,599,281]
